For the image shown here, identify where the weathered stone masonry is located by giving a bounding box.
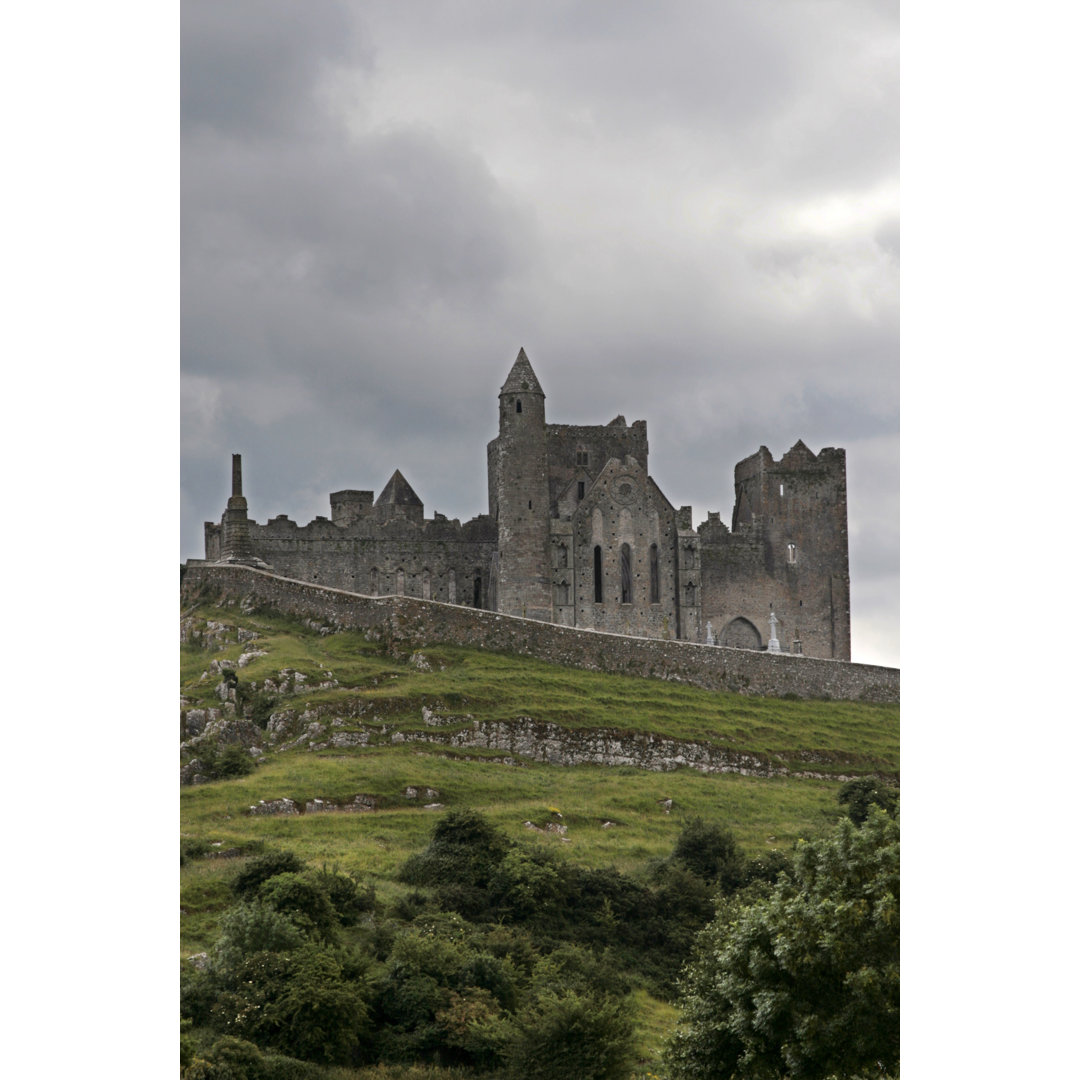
[180,564,899,703]
[201,348,854,661]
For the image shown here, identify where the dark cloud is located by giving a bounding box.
[181,0,899,665]
[181,0,369,138]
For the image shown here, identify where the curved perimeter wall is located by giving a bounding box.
[181,563,899,703]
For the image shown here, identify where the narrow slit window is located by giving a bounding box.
[787,543,797,564]
[649,544,659,604]
[515,399,522,413]
[593,546,603,603]
[577,481,585,499]
[620,543,633,604]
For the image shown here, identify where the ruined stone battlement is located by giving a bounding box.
[196,349,853,660]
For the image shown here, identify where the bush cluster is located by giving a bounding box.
[183,808,821,1079]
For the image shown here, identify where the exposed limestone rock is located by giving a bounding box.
[389,717,849,780]
[180,759,206,785]
[304,794,375,813]
[330,731,369,748]
[237,649,268,668]
[250,798,298,816]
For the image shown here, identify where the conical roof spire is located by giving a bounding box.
[500,347,544,397]
[375,468,423,507]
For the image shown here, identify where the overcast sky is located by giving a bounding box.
[180,0,899,667]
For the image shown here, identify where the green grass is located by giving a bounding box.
[181,602,899,777]
[181,599,899,1065]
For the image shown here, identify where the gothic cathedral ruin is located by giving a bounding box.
[202,349,851,659]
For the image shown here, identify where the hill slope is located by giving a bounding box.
[180,599,898,1077]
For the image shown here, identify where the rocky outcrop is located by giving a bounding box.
[398,717,858,781]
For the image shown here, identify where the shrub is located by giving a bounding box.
[672,818,745,893]
[210,945,371,1066]
[504,990,636,1080]
[205,1036,263,1080]
[212,901,306,974]
[257,873,339,942]
[232,851,305,900]
[192,740,258,782]
[181,838,212,866]
[838,776,899,824]
[399,810,508,891]
[261,946,370,1064]
[311,865,375,926]
[239,687,278,729]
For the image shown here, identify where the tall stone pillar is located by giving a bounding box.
[489,349,552,621]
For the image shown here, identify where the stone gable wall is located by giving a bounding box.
[181,563,898,703]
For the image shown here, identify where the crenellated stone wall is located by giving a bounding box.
[181,563,899,703]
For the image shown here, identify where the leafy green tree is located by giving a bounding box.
[665,812,899,1080]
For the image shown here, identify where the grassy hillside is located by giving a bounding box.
[180,599,898,1078]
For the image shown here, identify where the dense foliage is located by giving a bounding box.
[665,811,900,1080]
[183,794,898,1079]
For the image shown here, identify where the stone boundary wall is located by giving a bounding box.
[181,563,899,703]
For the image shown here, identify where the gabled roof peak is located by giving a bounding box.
[500,347,544,396]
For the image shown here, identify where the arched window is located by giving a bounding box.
[787,543,797,564]
[685,580,696,606]
[555,580,570,605]
[649,544,659,604]
[593,546,603,603]
[620,543,633,604]
[515,399,522,413]
[473,575,482,607]
[557,543,568,568]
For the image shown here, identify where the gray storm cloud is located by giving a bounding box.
[181,0,898,665]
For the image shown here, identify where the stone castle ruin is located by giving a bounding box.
[199,349,851,660]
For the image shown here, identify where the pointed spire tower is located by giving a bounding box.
[487,348,552,621]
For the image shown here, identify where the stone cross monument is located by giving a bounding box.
[767,610,781,653]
